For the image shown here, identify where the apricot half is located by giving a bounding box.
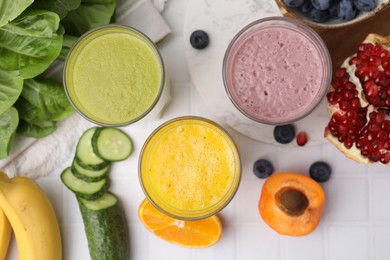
[258,172,325,236]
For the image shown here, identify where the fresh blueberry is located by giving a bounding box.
[300,0,314,13]
[309,7,330,22]
[310,0,333,10]
[309,161,332,182]
[190,30,209,50]
[253,159,274,179]
[338,0,357,21]
[283,0,305,7]
[328,0,340,18]
[353,0,377,11]
[273,124,295,144]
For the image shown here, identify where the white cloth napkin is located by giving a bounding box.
[0,0,171,178]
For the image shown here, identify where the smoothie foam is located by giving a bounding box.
[224,18,330,124]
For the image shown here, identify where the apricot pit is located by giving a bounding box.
[258,172,325,236]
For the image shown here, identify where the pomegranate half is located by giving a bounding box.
[325,34,390,164]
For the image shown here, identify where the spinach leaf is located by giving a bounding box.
[58,34,78,60]
[0,107,19,159]
[17,119,57,138]
[0,10,63,79]
[18,78,74,122]
[0,70,23,115]
[30,0,81,19]
[61,0,116,36]
[0,0,33,27]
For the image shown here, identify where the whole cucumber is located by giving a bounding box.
[78,192,129,260]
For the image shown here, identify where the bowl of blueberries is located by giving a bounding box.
[276,0,389,28]
[276,0,390,70]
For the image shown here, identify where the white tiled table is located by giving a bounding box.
[6,0,390,259]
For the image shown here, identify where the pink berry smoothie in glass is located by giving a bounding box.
[223,17,331,125]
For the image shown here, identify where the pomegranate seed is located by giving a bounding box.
[349,56,362,66]
[296,132,308,146]
[335,68,347,78]
[369,56,382,66]
[380,153,390,164]
[344,137,354,149]
[364,80,379,97]
[377,130,387,139]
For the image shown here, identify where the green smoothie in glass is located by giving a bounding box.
[64,25,165,126]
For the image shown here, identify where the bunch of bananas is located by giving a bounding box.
[0,171,62,260]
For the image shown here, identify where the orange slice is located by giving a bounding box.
[138,198,223,248]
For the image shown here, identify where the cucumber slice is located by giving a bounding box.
[76,127,108,170]
[78,192,129,260]
[71,160,110,182]
[61,167,109,200]
[92,127,133,162]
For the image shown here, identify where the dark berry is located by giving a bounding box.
[353,0,377,11]
[310,0,333,10]
[300,0,314,13]
[338,0,357,21]
[328,0,340,18]
[283,0,305,7]
[253,159,274,179]
[190,30,209,50]
[309,161,332,182]
[274,124,295,144]
[309,7,330,22]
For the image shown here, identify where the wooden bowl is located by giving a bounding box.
[275,0,390,71]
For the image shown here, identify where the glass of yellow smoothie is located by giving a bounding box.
[139,116,241,220]
[64,25,167,126]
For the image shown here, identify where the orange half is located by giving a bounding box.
[138,198,223,248]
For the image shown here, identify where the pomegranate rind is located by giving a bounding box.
[325,33,390,164]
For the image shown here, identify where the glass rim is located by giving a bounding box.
[222,16,332,125]
[63,24,166,127]
[138,116,242,220]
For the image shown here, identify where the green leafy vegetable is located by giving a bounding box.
[17,78,74,122]
[17,119,57,138]
[0,10,63,79]
[0,107,19,159]
[61,0,116,36]
[58,34,78,60]
[0,70,23,115]
[0,0,117,159]
[0,0,33,27]
[30,0,81,19]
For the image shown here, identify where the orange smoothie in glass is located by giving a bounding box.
[139,117,241,220]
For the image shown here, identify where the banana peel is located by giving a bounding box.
[0,171,62,260]
[0,208,11,260]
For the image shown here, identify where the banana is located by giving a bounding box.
[0,171,62,260]
[0,207,11,260]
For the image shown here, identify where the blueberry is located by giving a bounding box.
[353,0,377,11]
[253,159,274,179]
[190,30,209,50]
[300,0,314,13]
[310,0,333,10]
[338,0,357,21]
[309,161,331,182]
[309,7,330,22]
[328,0,340,18]
[283,0,305,7]
[273,124,295,144]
